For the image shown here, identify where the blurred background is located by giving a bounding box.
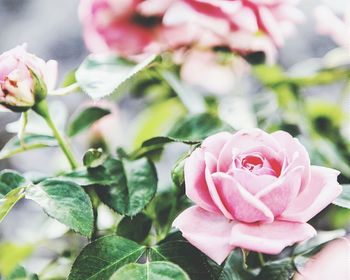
[0,0,349,277]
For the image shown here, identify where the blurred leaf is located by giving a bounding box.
[6,265,38,280]
[168,113,233,142]
[0,170,27,197]
[0,243,34,277]
[333,184,350,209]
[133,98,186,149]
[83,148,107,168]
[67,106,111,137]
[218,250,254,280]
[76,53,158,99]
[62,69,77,87]
[67,235,145,280]
[110,261,190,280]
[293,230,346,255]
[160,70,207,114]
[0,188,25,223]
[0,135,57,160]
[116,213,152,243]
[96,157,158,216]
[0,170,28,223]
[25,179,94,237]
[257,259,295,280]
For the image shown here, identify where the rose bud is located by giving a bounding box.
[173,128,342,264]
[0,44,57,112]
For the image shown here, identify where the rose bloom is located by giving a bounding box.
[0,45,57,112]
[173,128,342,264]
[80,0,303,61]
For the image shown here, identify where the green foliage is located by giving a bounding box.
[76,53,158,99]
[333,184,350,209]
[0,243,34,277]
[25,179,94,237]
[67,236,145,280]
[96,157,158,216]
[117,213,152,243]
[256,259,295,280]
[110,261,190,280]
[0,134,57,160]
[0,170,28,222]
[67,106,111,137]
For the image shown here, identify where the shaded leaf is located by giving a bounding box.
[68,107,111,137]
[0,134,57,160]
[67,235,145,280]
[110,261,190,280]
[117,213,152,243]
[83,148,107,168]
[25,179,93,237]
[333,184,350,209]
[76,53,158,99]
[257,259,295,280]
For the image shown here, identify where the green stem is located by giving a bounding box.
[33,100,78,169]
[258,253,265,266]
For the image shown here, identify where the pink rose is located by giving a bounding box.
[0,44,57,112]
[80,0,303,61]
[79,0,162,56]
[173,128,342,264]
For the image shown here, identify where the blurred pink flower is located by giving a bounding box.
[315,5,350,52]
[294,236,350,280]
[173,128,342,264]
[80,0,303,61]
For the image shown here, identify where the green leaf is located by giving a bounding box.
[151,240,252,280]
[68,106,111,137]
[76,53,158,99]
[6,265,38,280]
[133,98,186,149]
[25,179,94,237]
[0,170,28,223]
[333,184,350,209]
[0,188,25,223]
[257,259,295,280]
[62,69,77,87]
[117,213,152,243]
[96,157,158,216]
[168,113,232,142]
[83,148,107,168]
[67,235,145,280]
[218,250,254,280]
[110,261,190,280]
[0,170,27,197]
[0,242,34,277]
[0,134,57,160]
[171,153,188,190]
[293,229,346,256]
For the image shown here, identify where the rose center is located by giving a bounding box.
[241,155,263,171]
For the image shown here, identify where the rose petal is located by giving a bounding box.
[173,206,234,265]
[230,168,276,195]
[272,131,310,192]
[256,166,304,216]
[212,172,274,223]
[201,131,232,159]
[280,166,342,223]
[205,154,233,219]
[230,221,316,254]
[184,148,220,213]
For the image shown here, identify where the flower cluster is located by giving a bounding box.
[79,0,303,61]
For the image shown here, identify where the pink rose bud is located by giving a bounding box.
[173,128,342,264]
[0,45,57,112]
